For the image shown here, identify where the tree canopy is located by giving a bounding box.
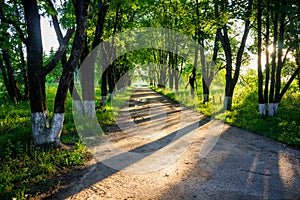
[0,0,299,146]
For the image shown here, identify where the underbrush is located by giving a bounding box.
[0,85,125,199]
[150,84,300,147]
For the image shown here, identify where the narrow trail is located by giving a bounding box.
[41,87,300,200]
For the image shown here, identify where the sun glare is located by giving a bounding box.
[267,45,274,54]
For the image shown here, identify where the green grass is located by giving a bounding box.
[150,86,224,119]
[227,84,300,146]
[0,85,128,199]
[150,83,300,147]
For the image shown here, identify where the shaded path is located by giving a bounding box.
[41,87,300,200]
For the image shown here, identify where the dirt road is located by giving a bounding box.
[43,87,300,200]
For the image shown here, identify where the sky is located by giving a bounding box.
[41,17,60,54]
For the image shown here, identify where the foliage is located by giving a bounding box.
[150,86,219,117]
[227,80,300,146]
[150,77,300,147]
[0,87,92,199]
[1,0,300,197]
[0,84,133,199]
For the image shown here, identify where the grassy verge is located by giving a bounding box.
[150,85,300,147]
[97,87,134,126]
[0,85,128,199]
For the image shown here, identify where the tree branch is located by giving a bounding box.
[282,47,291,67]
[279,65,300,101]
[43,28,74,76]
[0,5,27,44]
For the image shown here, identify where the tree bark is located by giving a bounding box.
[189,46,198,98]
[22,0,45,113]
[257,0,265,115]
[53,0,90,145]
[269,10,278,108]
[5,51,22,102]
[1,50,22,103]
[23,0,90,147]
[217,26,233,110]
[0,21,22,103]
[217,0,252,110]
[0,60,10,99]
[202,32,218,104]
[23,0,49,146]
[298,72,300,90]
[19,44,29,100]
[274,4,286,104]
[168,52,174,90]
[264,0,270,115]
[54,0,90,114]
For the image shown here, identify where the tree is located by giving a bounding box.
[22,0,89,147]
[256,0,300,116]
[81,0,110,116]
[0,2,28,102]
[215,0,253,110]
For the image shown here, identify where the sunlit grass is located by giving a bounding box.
[0,86,93,199]
[150,86,224,119]
[150,83,300,147]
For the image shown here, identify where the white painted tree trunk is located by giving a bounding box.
[268,103,279,116]
[31,112,49,145]
[31,112,64,146]
[84,100,96,118]
[259,103,266,115]
[49,113,64,142]
[224,96,232,110]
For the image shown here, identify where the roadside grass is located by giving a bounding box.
[150,86,225,120]
[0,85,126,199]
[150,84,300,147]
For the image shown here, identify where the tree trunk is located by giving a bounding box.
[108,65,115,99]
[264,0,270,115]
[92,0,109,49]
[0,22,22,103]
[23,0,49,146]
[257,0,265,115]
[0,61,10,99]
[217,0,252,110]
[19,44,29,100]
[202,78,209,103]
[203,32,219,104]
[189,46,198,98]
[53,0,90,143]
[4,51,22,102]
[174,58,183,92]
[200,43,209,103]
[47,0,83,107]
[80,50,96,118]
[269,10,278,110]
[298,72,300,90]
[70,78,84,114]
[217,26,233,110]
[189,69,196,97]
[0,54,22,103]
[274,5,286,104]
[101,69,108,104]
[168,52,174,90]
[23,0,90,147]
